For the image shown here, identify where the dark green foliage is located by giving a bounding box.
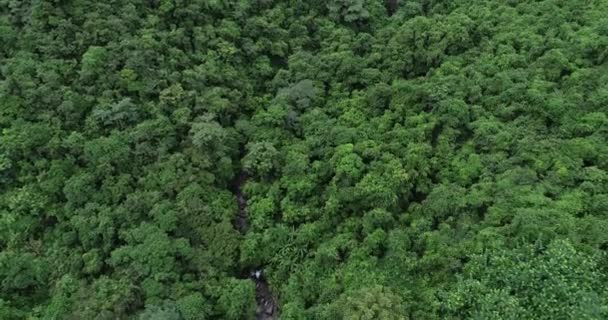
[2,0,608,319]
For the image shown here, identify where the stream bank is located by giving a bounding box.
[230,170,278,320]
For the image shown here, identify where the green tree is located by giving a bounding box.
[443,240,608,319]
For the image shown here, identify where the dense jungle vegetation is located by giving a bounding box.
[2,0,608,319]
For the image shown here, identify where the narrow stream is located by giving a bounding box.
[231,170,278,320]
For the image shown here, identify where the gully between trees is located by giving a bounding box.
[231,170,278,320]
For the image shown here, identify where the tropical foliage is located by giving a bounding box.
[1,0,608,319]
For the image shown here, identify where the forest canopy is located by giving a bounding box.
[1,0,608,319]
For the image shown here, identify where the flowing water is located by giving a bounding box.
[231,171,278,320]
